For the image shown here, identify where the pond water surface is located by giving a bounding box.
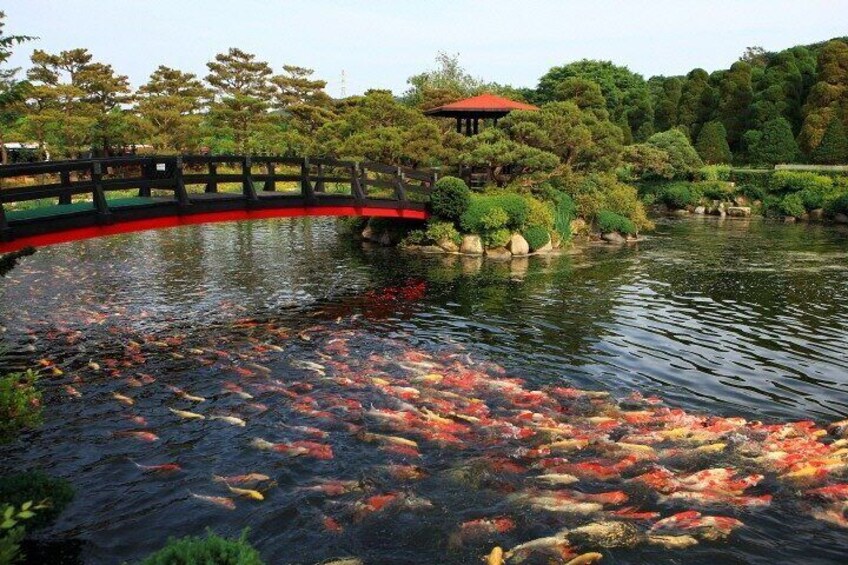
[1,216,848,564]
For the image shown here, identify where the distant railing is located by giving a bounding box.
[0,155,436,244]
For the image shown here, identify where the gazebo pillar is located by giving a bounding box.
[464,118,472,136]
[473,118,479,135]
[456,118,462,134]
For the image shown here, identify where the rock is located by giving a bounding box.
[377,231,393,246]
[459,235,484,255]
[601,232,626,244]
[361,225,375,241]
[437,238,459,253]
[506,233,530,255]
[734,195,748,206]
[510,257,529,278]
[835,213,848,225]
[810,208,825,221]
[673,209,689,216]
[726,206,751,217]
[420,245,446,253]
[535,239,553,254]
[800,213,810,222]
[694,206,706,215]
[784,216,797,223]
[485,247,512,260]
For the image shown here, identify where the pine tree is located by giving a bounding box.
[695,120,732,163]
[812,117,848,164]
[747,117,798,165]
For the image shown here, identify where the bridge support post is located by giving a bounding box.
[263,162,275,191]
[174,156,191,210]
[301,158,316,205]
[91,162,112,224]
[352,163,366,203]
[393,167,407,202]
[59,170,72,205]
[315,164,325,193]
[242,156,258,202]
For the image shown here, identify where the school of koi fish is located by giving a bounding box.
[7,302,848,564]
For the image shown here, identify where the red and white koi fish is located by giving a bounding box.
[190,492,236,510]
[650,511,743,540]
[131,460,181,473]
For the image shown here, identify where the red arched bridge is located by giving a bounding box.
[0,155,434,253]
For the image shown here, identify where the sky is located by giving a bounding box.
[5,0,848,97]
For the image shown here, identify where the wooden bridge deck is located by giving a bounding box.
[0,155,433,252]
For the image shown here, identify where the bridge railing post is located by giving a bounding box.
[264,161,275,192]
[59,170,72,205]
[91,161,112,223]
[205,161,218,193]
[174,156,191,209]
[315,163,325,193]
[242,156,258,202]
[352,163,366,203]
[138,158,152,198]
[301,158,316,204]
[0,201,10,242]
[393,166,407,202]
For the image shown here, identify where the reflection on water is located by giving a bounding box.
[1,216,848,564]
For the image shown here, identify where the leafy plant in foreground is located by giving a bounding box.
[141,530,264,565]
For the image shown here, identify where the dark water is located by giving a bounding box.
[1,216,848,564]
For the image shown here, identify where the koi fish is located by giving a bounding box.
[112,392,134,406]
[226,484,264,501]
[113,430,159,442]
[209,415,246,427]
[357,431,418,448]
[190,492,236,510]
[650,511,743,540]
[87,360,101,371]
[165,384,205,403]
[323,515,344,533]
[808,483,848,501]
[298,480,362,496]
[169,408,205,420]
[535,473,580,485]
[131,460,181,473]
[64,385,82,399]
[486,547,503,565]
[213,473,271,485]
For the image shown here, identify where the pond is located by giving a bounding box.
[1,216,848,564]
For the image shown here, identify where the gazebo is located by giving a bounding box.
[424,93,539,136]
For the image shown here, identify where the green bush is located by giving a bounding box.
[424,221,461,245]
[430,176,471,223]
[739,184,766,201]
[0,371,41,444]
[798,189,826,211]
[0,472,74,531]
[730,169,771,191]
[658,183,698,209]
[142,530,264,565]
[402,229,426,246]
[761,195,783,218]
[770,171,833,195]
[697,181,734,201]
[551,191,576,239]
[484,228,511,248]
[825,193,848,217]
[695,165,732,182]
[523,226,551,251]
[596,210,637,235]
[460,194,530,233]
[526,197,555,229]
[489,193,530,230]
[479,207,509,231]
[780,193,805,218]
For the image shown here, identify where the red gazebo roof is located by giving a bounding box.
[424,93,539,116]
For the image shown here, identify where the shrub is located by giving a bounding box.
[523,226,551,251]
[695,165,732,182]
[551,191,576,238]
[597,210,637,235]
[739,184,766,201]
[460,194,530,233]
[526,197,555,229]
[761,195,783,218]
[142,530,264,565]
[479,207,509,231]
[429,176,471,223]
[658,183,697,209]
[798,189,826,211]
[698,181,735,201]
[424,221,461,245]
[484,228,511,248]
[401,229,425,246]
[771,171,833,195]
[488,193,530,230]
[0,371,41,444]
[0,472,74,531]
[646,129,703,179]
[730,169,772,190]
[780,193,805,218]
[825,193,848,217]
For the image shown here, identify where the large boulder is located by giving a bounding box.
[809,208,825,221]
[459,235,484,255]
[534,238,554,254]
[485,247,512,260]
[437,238,459,253]
[507,233,530,255]
[835,213,848,225]
[361,225,375,241]
[726,206,751,217]
[569,218,588,237]
[694,206,706,215]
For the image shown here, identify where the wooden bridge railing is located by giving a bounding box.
[0,155,437,243]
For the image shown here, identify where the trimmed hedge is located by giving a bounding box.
[730,169,772,190]
[597,210,637,235]
[429,176,471,223]
[658,183,699,209]
[460,194,530,233]
[826,194,848,217]
[694,165,732,182]
[780,193,805,218]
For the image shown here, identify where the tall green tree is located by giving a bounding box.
[744,117,798,165]
[715,61,753,149]
[695,120,732,164]
[798,40,848,156]
[649,76,682,133]
[645,129,703,177]
[270,65,335,133]
[205,48,274,152]
[0,11,35,163]
[136,66,210,152]
[811,116,848,164]
[677,69,716,140]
